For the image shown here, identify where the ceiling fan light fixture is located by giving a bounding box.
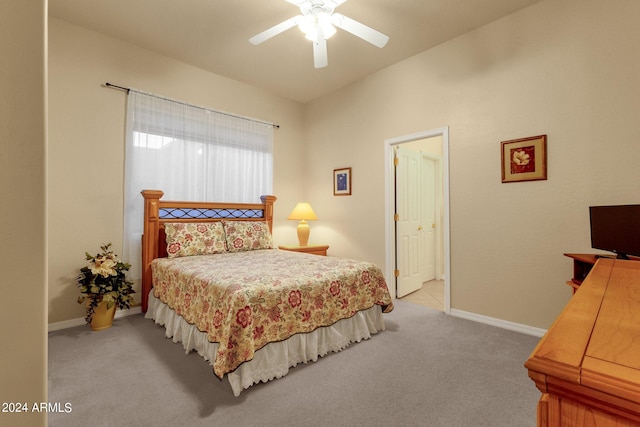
[250,0,389,68]
[299,12,336,42]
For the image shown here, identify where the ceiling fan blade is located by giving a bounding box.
[331,13,389,48]
[249,16,299,45]
[313,39,328,68]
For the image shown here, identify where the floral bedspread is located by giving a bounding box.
[151,249,394,378]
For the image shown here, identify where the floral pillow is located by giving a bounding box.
[223,220,273,252]
[164,222,227,258]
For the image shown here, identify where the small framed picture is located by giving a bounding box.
[501,135,547,183]
[333,167,352,196]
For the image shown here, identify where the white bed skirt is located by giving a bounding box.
[145,293,386,396]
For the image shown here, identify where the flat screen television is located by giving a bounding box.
[589,204,640,259]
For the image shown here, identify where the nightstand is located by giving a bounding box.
[278,244,329,256]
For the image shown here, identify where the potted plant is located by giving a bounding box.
[77,243,135,330]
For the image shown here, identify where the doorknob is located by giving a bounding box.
[432,223,436,228]
[417,226,423,231]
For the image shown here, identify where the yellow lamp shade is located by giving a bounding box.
[287,202,318,221]
[287,202,317,246]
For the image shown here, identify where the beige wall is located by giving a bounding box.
[47,0,640,332]
[1,1,48,426]
[47,18,306,323]
[401,136,443,156]
[303,0,640,329]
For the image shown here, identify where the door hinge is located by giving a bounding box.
[394,213,399,221]
[394,157,399,166]
[394,269,400,277]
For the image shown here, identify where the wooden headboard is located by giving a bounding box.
[140,189,277,312]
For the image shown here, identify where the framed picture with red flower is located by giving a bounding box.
[501,135,547,183]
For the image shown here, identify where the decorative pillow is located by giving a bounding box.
[164,222,227,258]
[223,220,273,252]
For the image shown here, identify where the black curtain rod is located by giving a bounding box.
[105,82,130,93]
[104,82,280,129]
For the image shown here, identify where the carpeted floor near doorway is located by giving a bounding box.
[48,299,540,427]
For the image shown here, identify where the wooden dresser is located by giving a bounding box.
[525,258,640,426]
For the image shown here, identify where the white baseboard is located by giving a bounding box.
[449,309,547,338]
[48,306,142,332]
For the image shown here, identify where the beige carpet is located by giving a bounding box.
[48,298,540,426]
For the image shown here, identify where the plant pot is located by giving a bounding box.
[89,300,116,331]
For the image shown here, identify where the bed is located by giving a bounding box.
[140,189,394,396]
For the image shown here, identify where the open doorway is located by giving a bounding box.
[384,128,450,314]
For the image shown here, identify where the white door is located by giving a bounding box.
[385,127,449,313]
[421,155,437,282]
[395,146,424,297]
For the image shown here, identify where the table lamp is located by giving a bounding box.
[287,202,318,246]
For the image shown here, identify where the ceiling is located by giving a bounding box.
[49,0,543,103]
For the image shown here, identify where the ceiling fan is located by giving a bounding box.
[249,0,389,69]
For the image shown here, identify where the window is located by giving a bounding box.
[123,91,273,278]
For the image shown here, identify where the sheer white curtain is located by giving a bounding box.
[123,91,273,279]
